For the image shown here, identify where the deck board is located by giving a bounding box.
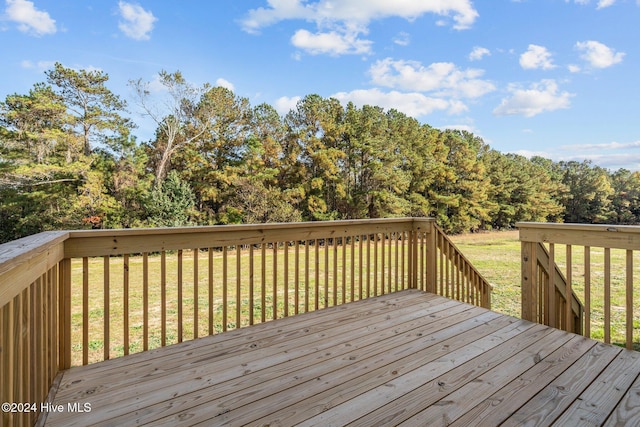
[42,290,640,427]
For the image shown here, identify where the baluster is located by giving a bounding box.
[123,254,129,355]
[82,257,89,365]
[584,247,590,339]
[626,249,633,349]
[104,255,110,360]
[604,247,611,343]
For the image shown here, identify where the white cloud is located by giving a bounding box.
[566,0,616,6]
[561,140,640,151]
[118,1,157,41]
[331,88,455,117]
[576,40,625,68]
[393,31,410,46]
[439,123,477,134]
[555,139,640,170]
[241,1,478,56]
[567,64,581,73]
[520,44,555,70]
[560,153,640,169]
[274,95,301,115]
[291,29,372,55]
[84,65,103,73]
[369,58,495,99]
[5,0,56,36]
[241,0,479,32]
[216,78,235,91]
[20,59,55,70]
[511,144,640,171]
[469,46,490,61]
[493,79,573,117]
[511,149,552,159]
[597,0,616,8]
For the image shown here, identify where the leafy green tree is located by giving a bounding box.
[173,86,252,222]
[283,94,346,220]
[91,136,152,228]
[220,102,304,224]
[357,108,413,218]
[0,83,72,163]
[247,103,286,185]
[222,177,302,224]
[145,170,196,227]
[609,169,640,224]
[483,151,564,228]
[402,123,445,218]
[529,156,567,222]
[0,83,88,240]
[560,160,613,223]
[130,70,211,185]
[9,62,640,239]
[46,62,132,156]
[430,130,492,233]
[341,102,387,218]
[0,64,134,237]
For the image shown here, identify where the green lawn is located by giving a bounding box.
[451,230,640,350]
[69,242,412,365]
[449,231,522,318]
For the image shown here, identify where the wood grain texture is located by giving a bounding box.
[41,290,640,427]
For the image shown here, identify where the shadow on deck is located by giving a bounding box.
[42,290,640,426]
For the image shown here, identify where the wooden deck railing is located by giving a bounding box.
[0,217,491,426]
[434,224,492,308]
[0,231,70,427]
[518,222,640,350]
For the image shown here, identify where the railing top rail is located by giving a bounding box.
[63,218,436,258]
[0,230,68,275]
[517,222,640,234]
[0,230,68,307]
[517,221,640,250]
[0,218,437,303]
[64,217,435,239]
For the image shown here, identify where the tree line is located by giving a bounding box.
[1,63,637,243]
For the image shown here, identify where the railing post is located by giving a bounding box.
[425,220,437,294]
[411,228,419,289]
[406,227,416,289]
[1,299,14,427]
[482,283,491,309]
[521,241,537,322]
[58,258,72,370]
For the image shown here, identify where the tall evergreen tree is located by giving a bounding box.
[173,86,252,222]
[483,151,564,228]
[46,62,132,156]
[560,160,613,223]
[430,130,492,233]
[283,94,346,220]
[609,169,640,224]
[145,170,195,227]
[0,83,86,239]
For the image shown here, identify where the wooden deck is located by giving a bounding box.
[41,289,640,426]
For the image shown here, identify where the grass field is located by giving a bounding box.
[451,230,640,350]
[449,230,522,317]
[69,241,414,365]
[69,229,640,365]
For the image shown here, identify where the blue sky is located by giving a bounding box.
[2,0,639,170]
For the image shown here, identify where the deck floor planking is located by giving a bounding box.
[41,289,640,427]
